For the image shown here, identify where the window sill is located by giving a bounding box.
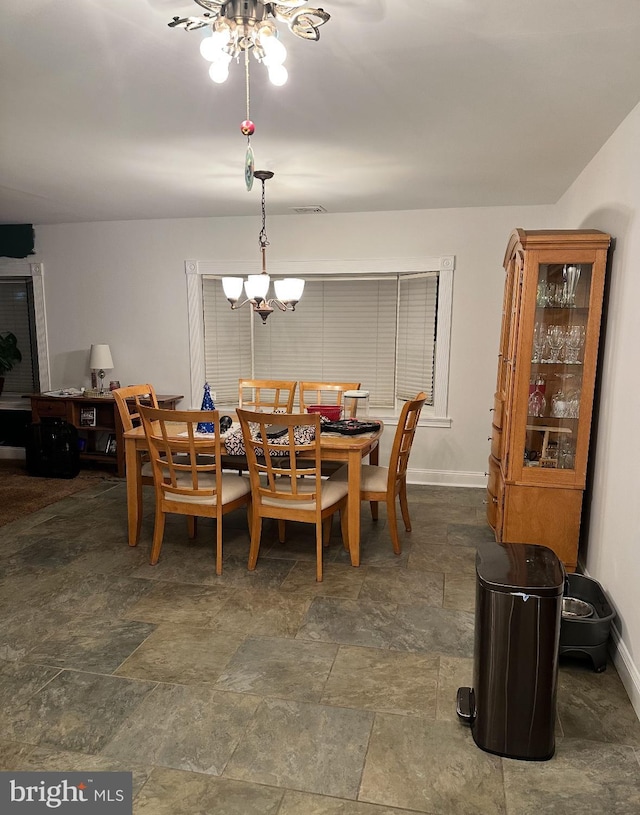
[371,411,452,429]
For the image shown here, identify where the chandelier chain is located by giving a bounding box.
[259,177,270,251]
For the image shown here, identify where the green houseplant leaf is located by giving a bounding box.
[0,331,22,376]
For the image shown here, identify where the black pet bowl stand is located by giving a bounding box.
[560,573,615,672]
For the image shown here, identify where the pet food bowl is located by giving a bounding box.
[562,597,594,619]
[307,404,342,421]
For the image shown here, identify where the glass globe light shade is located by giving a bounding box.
[274,278,305,304]
[209,61,230,83]
[200,28,229,61]
[268,64,288,86]
[260,32,287,66]
[245,274,270,301]
[222,277,244,302]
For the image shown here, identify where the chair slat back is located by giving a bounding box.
[238,379,297,413]
[139,405,223,503]
[237,409,322,506]
[113,384,159,432]
[388,392,427,484]
[298,381,361,415]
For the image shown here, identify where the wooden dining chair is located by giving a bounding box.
[139,405,251,574]
[113,383,159,434]
[238,379,297,412]
[298,381,361,417]
[334,392,427,554]
[237,409,349,582]
[297,381,361,475]
[113,384,160,545]
[219,379,295,474]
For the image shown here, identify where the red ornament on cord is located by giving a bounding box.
[240,119,255,136]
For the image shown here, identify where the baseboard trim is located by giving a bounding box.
[579,566,640,722]
[610,622,640,721]
[406,468,487,488]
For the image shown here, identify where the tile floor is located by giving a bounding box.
[1,479,639,814]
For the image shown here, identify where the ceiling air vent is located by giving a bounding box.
[290,205,327,214]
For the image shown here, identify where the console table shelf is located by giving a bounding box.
[30,393,183,476]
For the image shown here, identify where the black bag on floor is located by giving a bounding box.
[26,417,80,479]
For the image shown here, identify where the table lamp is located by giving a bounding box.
[89,344,114,395]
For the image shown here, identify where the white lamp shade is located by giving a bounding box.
[274,277,304,304]
[245,274,270,301]
[222,277,244,302]
[89,344,114,371]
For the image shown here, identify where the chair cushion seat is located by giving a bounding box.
[163,472,250,505]
[261,476,348,511]
[333,464,389,493]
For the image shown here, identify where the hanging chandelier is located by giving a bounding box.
[169,0,331,86]
[222,170,305,323]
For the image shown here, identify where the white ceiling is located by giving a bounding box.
[2,0,640,225]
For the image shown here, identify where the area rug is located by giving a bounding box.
[0,460,117,527]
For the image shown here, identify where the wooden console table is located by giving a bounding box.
[30,392,183,476]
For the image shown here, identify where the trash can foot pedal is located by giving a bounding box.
[456,687,475,724]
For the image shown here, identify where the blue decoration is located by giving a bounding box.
[197,382,215,433]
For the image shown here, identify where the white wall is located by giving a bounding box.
[34,203,553,484]
[554,100,640,716]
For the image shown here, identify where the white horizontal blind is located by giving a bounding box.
[202,278,252,403]
[201,273,439,410]
[253,278,398,407]
[397,273,438,404]
[0,277,37,393]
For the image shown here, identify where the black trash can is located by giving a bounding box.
[26,417,80,479]
[457,541,564,761]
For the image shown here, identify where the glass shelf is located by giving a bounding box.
[525,261,592,471]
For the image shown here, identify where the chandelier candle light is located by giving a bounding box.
[222,170,304,323]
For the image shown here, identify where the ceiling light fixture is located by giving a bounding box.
[222,170,305,323]
[169,0,330,86]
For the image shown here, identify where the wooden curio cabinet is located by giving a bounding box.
[487,229,611,571]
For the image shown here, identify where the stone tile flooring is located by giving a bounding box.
[1,480,639,814]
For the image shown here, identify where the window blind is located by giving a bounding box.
[253,278,397,407]
[202,280,252,403]
[0,277,37,393]
[397,273,438,403]
[202,273,438,408]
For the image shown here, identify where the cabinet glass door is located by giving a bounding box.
[524,261,592,471]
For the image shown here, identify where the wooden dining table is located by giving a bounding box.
[122,420,382,567]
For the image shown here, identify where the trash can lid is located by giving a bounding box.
[476,542,565,597]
